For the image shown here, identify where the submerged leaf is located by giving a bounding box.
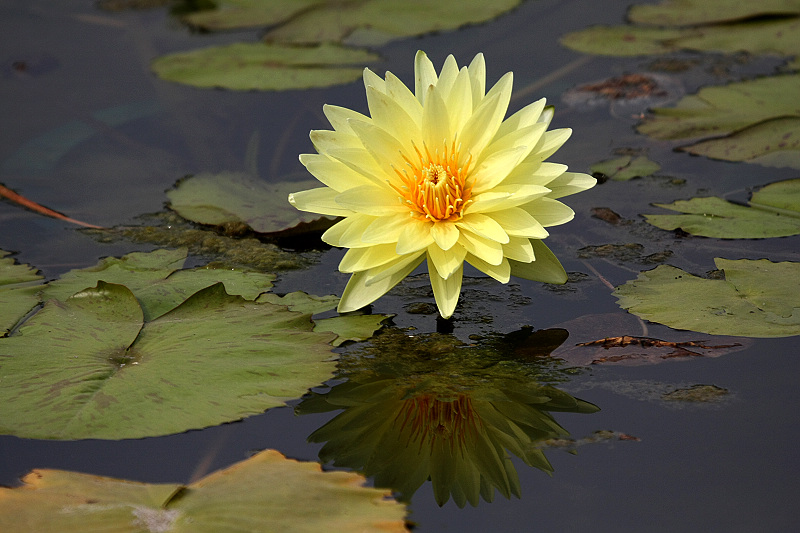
[0,282,338,439]
[167,172,335,234]
[152,42,379,91]
[0,449,408,532]
[615,259,800,338]
[645,178,800,238]
[181,0,327,31]
[590,155,661,181]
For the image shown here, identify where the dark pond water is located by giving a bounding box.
[1,0,799,531]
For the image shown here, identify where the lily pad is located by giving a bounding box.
[0,251,44,335]
[152,42,379,91]
[645,178,800,238]
[0,449,408,532]
[614,258,800,338]
[181,0,327,31]
[590,155,661,181]
[638,75,800,168]
[560,3,800,69]
[167,172,335,234]
[0,282,338,439]
[262,0,523,46]
[258,291,388,346]
[42,248,276,320]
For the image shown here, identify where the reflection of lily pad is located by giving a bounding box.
[167,172,336,234]
[0,251,44,335]
[42,248,276,320]
[615,258,800,338]
[590,155,661,181]
[645,178,800,238]
[0,282,338,439]
[152,42,379,91]
[0,449,407,532]
[560,2,800,69]
[639,75,800,168]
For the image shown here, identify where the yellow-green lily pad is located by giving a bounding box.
[0,282,338,439]
[181,0,327,31]
[615,258,800,338]
[0,251,45,335]
[0,449,408,532]
[152,42,379,91]
[645,178,800,238]
[628,0,800,27]
[590,155,661,181]
[166,172,336,234]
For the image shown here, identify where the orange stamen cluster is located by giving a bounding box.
[395,393,480,453]
[392,140,472,222]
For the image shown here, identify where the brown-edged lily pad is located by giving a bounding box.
[0,449,408,532]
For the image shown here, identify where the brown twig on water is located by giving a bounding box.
[0,182,103,229]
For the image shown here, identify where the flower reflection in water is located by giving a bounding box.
[296,328,599,507]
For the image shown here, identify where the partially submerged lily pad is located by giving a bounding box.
[590,155,661,181]
[152,42,379,91]
[0,281,339,440]
[638,74,800,168]
[167,172,336,234]
[615,258,800,338]
[645,178,800,238]
[560,2,800,69]
[0,449,408,532]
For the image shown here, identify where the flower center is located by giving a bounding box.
[395,393,480,452]
[393,141,473,222]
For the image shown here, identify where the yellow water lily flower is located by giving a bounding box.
[289,51,595,318]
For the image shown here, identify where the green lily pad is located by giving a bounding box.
[181,0,327,31]
[615,258,800,338]
[645,178,800,238]
[0,251,45,335]
[0,449,408,532]
[0,282,338,439]
[152,42,379,91]
[42,248,276,320]
[638,75,800,168]
[262,0,523,46]
[629,0,800,27]
[590,155,661,181]
[167,172,335,234]
[560,3,800,69]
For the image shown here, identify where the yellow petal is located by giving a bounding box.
[364,252,425,287]
[326,147,393,187]
[490,207,549,239]
[503,161,567,187]
[467,53,486,109]
[469,146,528,194]
[435,54,460,101]
[502,236,535,263]
[509,240,567,283]
[338,257,418,313]
[428,258,463,319]
[335,185,406,216]
[363,67,386,93]
[456,213,509,243]
[397,219,435,254]
[321,213,376,248]
[339,243,398,273]
[415,50,438,105]
[467,184,550,215]
[361,212,411,244]
[430,221,460,250]
[446,67,473,133]
[323,104,371,135]
[458,229,504,265]
[347,119,408,174]
[310,129,362,154]
[532,128,572,161]
[494,98,546,139]
[385,71,422,125]
[421,85,450,150]
[466,253,511,283]
[289,187,353,217]
[479,122,547,173]
[458,72,512,161]
[299,153,374,192]
[365,85,420,155]
[520,198,575,227]
[427,242,466,279]
[545,172,597,199]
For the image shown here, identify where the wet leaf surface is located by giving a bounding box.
[614,258,800,338]
[167,172,336,234]
[590,154,661,181]
[0,449,408,532]
[0,251,44,335]
[152,42,379,91]
[645,178,800,238]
